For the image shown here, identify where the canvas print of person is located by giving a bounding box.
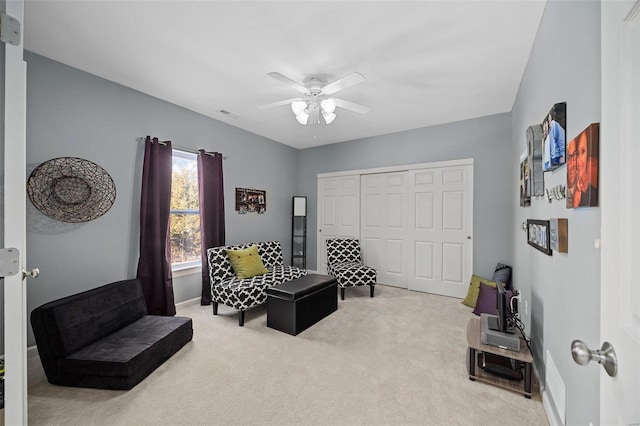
[542,102,567,171]
[566,123,599,208]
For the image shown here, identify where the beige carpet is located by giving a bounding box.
[26,285,548,425]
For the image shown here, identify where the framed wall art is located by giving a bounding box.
[549,218,568,253]
[520,150,531,207]
[527,219,551,255]
[566,123,599,208]
[542,102,567,171]
[235,187,266,214]
[526,123,544,196]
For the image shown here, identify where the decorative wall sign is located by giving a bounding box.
[546,185,566,203]
[235,187,266,214]
[527,219,552,255]
[542,102,567,171]
[566,123,599,208]
[27,157,116,223]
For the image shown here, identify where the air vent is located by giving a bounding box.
[219,109,239,119]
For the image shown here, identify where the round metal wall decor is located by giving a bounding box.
[27,157,116,223]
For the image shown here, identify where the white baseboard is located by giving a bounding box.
[533,359,561,426]
[306,269,318,274]
[27,345,39,359]
[542,389,561,426]
[176,297,200,309]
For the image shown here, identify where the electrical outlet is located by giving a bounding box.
[524,300,529,316]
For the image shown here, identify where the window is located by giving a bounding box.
[170,150,200,269]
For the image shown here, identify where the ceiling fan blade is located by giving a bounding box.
[334,98,370,114]
[322,72,366,95]
[259,98,304,109]
[267,72,310,95]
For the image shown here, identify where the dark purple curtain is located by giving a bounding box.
[136,136,176,316]
[198,149,225,305]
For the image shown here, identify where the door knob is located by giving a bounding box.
[22,268,40,280]
[571,340,617,377]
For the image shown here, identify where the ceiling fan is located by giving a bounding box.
[259,72,370,125]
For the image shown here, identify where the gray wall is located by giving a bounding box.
[297,112,513,278]
[24,52,299,346]
[510,2,601,424]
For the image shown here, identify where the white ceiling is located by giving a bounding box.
[24,1,546,149]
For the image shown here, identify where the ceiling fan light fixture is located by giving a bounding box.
[320,98,336,114]
[291,100,307,116]
[322,112,336,124]
[296,111,310,125]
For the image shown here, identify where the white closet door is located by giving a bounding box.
[408,165,473,298]
[360,172,410,287]
[316,175,360,274]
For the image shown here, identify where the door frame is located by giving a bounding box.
[3,0,29,422]
[317,158,474,283]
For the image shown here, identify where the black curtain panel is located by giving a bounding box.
[136,136,176,316]
[198,149,226,305]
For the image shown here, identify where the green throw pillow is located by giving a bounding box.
[226,245,269,279]
[461,275,498,308]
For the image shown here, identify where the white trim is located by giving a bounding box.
[27,345,39,360]
[532,358,561,426]
[172,148,198,161]
[172,265,200,278]
[317,158,474,179]
[305,269,318,274]
[3,0,28,422]
[543,390,562,426]
[175,297,200,309]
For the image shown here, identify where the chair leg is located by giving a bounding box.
[340,287,345,300]
[239,310,245,326]
[212,301,218,315]
[370,284,375,298]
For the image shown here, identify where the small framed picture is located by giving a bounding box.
[235,187,267,214]
[527,219,552,255]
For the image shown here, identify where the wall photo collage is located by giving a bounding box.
[521,102,599,254]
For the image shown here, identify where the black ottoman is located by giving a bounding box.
[265,274,338,335]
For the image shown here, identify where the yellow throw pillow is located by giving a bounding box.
[461,275,498,308]
[226,245,269,279]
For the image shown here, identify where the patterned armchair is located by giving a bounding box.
[326,238,376,300]
[207,241,307,326]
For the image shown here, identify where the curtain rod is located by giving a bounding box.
[136,137,228,159]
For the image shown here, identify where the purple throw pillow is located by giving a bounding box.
[472,282,497,316]
[472,282,513,316]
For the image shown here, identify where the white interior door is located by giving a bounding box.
[360,172,410,288]
[316,175,360,274]
[407,165,473,298]
[600,1,640,423]
[2,0,29,423]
